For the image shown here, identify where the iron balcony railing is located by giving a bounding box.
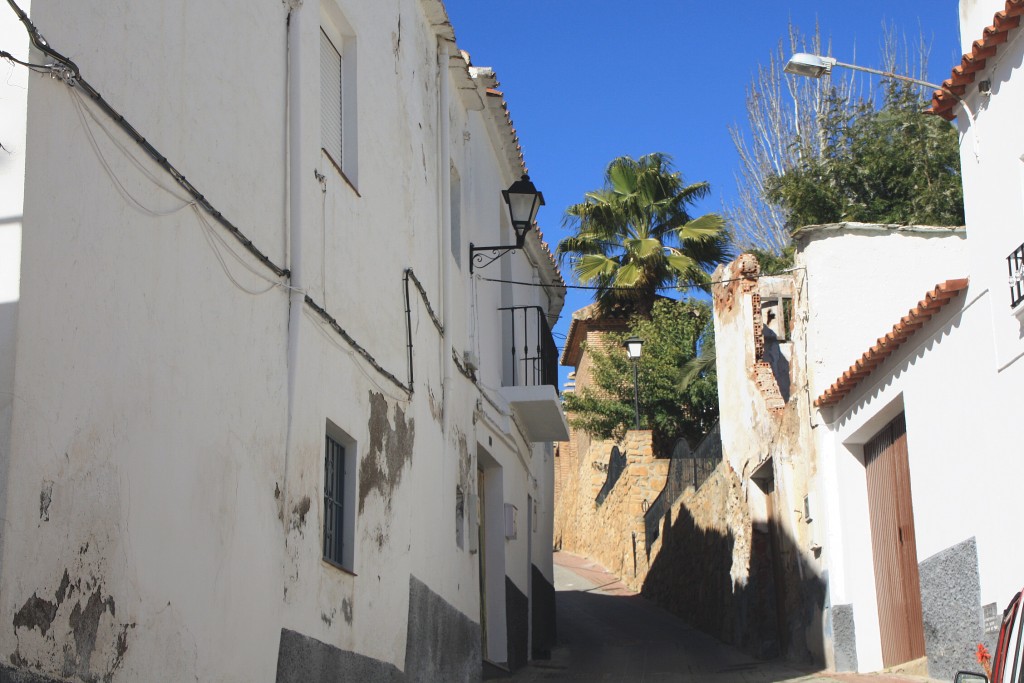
[1008,242,1024,309]
[499,306,559,392]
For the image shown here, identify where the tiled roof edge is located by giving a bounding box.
[927,0,1024,120]
[814,278,969,408]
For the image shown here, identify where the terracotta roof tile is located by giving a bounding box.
[814,278,969,408]
[470,70,564,288]
[928,0,1024,120]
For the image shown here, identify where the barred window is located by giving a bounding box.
[324,434,346,566]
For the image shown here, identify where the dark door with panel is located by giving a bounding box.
[864,413,926,668]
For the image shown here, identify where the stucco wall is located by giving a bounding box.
[796,223,1024,675]
[0,1,562,680]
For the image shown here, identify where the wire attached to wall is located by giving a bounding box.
[5,0,290,281]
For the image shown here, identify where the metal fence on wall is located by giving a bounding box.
[643,422,722,553]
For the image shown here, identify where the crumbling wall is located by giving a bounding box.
[707,255,828,665]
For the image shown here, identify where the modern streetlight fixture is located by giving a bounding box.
[622,336,644,430]
[784,52,977,125]
[469,174,545,273]
[785,53,949,93]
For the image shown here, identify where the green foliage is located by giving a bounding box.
[557,153,731,316]
[562,299,718,450]
[747,245,796,275]
[766,82,964,229]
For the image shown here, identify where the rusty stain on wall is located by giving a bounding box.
[358,391,415,516]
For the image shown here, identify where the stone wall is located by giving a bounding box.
[553,430,667,592]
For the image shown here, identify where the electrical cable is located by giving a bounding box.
[5,0,290,280]
[303,305,412,404]
[303,294,411,396]
[70,86,297,296]
[480,268,806,292]
[69,88,195,217]
[0,49,50,73]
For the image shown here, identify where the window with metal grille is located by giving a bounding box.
[320,28,343,169]
[323,434,346,566]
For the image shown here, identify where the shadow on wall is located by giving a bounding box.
[641,502,826,664]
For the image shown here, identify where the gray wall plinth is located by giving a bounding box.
[831,604,858,672]
[919,537,983,682]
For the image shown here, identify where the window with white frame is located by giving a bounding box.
[319,3,357,185]
[320,28,344,169]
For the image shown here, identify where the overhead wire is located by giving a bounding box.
[0,49,50,74]
[5,0,290,280]
[69,86,301,296]
[480,268,806,292]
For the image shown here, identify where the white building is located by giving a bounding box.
[0,1,567,681]
[806,0,1024,678]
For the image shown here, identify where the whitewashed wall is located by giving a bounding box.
[0,0,562,680]
[954,0,1024,630]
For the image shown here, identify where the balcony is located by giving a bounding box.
[497,306,568,442]
[1009,242,1024,309]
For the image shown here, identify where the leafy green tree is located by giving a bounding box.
[765,82,964,229]
[730,23,963,251]
[556,153,730,316]
[562,299,718,451]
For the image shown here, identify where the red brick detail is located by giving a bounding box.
[814,278,969,408]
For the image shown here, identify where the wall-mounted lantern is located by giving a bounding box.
[469,174,545,273]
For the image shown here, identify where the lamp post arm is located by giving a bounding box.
[833,60,980,161]
[834,61,949,96]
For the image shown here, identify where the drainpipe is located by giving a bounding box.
[283,0,307,538]
[438,39,453,436]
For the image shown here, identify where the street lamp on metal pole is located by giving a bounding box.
[783,52,978,129]
[622,337,644,430]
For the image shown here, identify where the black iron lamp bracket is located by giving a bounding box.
[469,241,521,274]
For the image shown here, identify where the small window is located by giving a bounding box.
[320,28,343,169]
[323,422,355,571]
[323,433,346,565]
[319,3,358,187]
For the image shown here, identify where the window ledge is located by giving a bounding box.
[322,149,360,197]
[322,558,357,577]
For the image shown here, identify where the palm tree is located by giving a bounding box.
[556,153,730,316]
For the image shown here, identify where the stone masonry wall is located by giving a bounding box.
[553,430,667,592]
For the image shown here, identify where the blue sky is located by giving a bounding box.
[443,1,964,373]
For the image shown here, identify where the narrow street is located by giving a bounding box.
[505,553,942,683]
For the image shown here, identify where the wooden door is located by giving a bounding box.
[763,475,790,657]
[864,413,926,667]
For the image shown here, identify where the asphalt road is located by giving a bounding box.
[502,553,940,683]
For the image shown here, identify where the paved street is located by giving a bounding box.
[504,553,941,683]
